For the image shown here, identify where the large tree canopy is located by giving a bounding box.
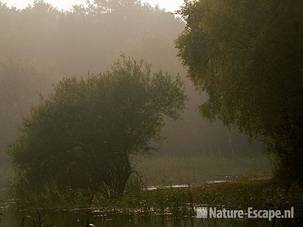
[10,57,185,199]
[177,0,303,182]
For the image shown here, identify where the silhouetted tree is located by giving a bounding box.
[10,57,185,199]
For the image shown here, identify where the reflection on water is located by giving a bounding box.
[0,210,297,227]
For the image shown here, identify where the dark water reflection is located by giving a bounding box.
[0,210,298,227]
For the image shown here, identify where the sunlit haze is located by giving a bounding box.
[0,0,291,225]
[1,0,184,12]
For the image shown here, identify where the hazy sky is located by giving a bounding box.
[1,0,184,12]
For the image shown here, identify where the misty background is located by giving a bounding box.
[0,0,271,191]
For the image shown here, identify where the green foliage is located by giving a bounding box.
[9,56,185,202]
[177,0,303,182]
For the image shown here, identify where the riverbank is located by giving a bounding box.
[1,179,302,226]
[113,180,302,212]
[8,179,302,212]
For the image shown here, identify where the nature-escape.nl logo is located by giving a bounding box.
[195,207,294,221]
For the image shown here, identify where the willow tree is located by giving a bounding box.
[10,57,185,200]
[177,0,303,183]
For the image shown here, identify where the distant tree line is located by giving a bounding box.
[0,0,258,166]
